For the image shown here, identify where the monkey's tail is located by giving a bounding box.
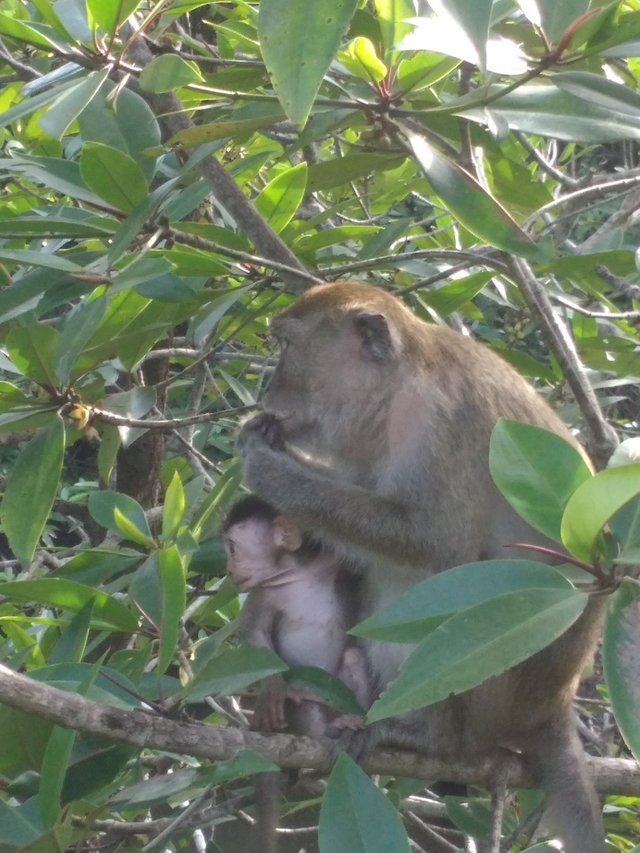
[527,718,605,853]
[254,770,280,853]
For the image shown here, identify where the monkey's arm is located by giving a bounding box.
[240,425,434,566]
[237,594,287,731]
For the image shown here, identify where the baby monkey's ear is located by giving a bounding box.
[273,516,303,551]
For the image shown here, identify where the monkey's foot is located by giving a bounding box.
[330,712,366,731]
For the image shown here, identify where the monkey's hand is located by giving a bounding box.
[238,412,286,453]
[253,674,288,732]
[238,413,316,506]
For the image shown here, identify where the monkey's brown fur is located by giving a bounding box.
[239,282,606,853]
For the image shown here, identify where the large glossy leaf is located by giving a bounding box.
[37,70,109,139]
[428,0,493,70]
[170,112,286,146]
[307,152,404,191]
[183,644,287,703]
[254,163,307,233]
[0,799,45,848]
[258,0,359,126]
[39,725,76,826]
[0,13,59,49]
[405,130,548,261]
[339,37,388,83]
[352,559,573,643]
[368,587,587,721]
[162,472,186,541]
[561,464,640,561]
[518,0,591,45]
[157,546,186,675]
[77,84,161,182]
[0,579,138,632]
[0,416,65,567]
[490,419,592,543]
[88,491,152,540]
[87,0,142,31]
[139,54,203,93]
[459,84,640,142]
[553,71,640,118]
[6,325,60,389]
[1,155,103,205]
[53,295,107,385]
[79,142,148,212]
[319,754,410,853]
[603,579,640,761]
[48,599,94,665]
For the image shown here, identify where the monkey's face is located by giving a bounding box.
[264,307,393,452]
[224,518,279,590]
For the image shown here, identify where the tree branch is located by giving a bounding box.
[0,664,636,796]
[507,257,619,468]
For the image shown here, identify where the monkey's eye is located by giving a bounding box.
[226,540,235,556]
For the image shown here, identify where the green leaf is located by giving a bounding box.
[368,587,588,721]
[0,799,45,848]
[258,0,359,126]
[404,130,549,261]
[459,84,640,143]
[352,559,573,643]
[254,163,308,233]
[169,111,287,146]
[39,724,76,827]
[113,506,155,547]
[319,754,410,853]
[603,579,640,761]
[420,271,492,317]
[562,464,640,561]
[0,579,137,631]
[191,462,242,542]
[80,142,149,213]
[519,0,591,45]
[489,419,593,543]
[37,70,109,139]
[88,491,151,539]
[1,416,65,567]
[100,387,156,421]
[307,152,404,191]
[200,749,279,783]
[285,665,365,715]
[190,285,252,345]
[87,0,142,32]
[429,0,493,70]
[139,54,203,93]
[0,13,59,49]
[374,0,415,59]
[183,644,287,703]
[157,546,186,675]
[339,37,387,83]
[7,324,60,389]
[553,71,640,118]
[109,768,199,809]
[77,84,161,183]
[0,248,83,273]
[48,599,94,664]
[162,472,186,541]
[54,295,107,384]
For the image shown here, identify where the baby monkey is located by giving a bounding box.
[222,494,370,737]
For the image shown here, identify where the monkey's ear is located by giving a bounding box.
[352,311,393,361]
[273,516,303,551]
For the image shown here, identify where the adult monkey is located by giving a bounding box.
[238,281,607,853]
